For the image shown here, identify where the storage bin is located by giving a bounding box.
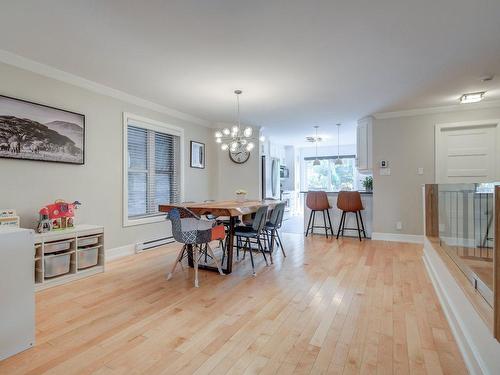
[44,253,71,278]
[78,247,99,269]
[44,240,72,254]
[78,236,99,248]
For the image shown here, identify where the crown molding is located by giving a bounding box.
[373,99,500,120]
[0,49,210,127]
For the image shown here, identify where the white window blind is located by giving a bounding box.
[126,122,181,220]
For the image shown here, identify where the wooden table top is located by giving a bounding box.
[159,199,282,217]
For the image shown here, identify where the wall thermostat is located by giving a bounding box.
[380,160,388,168]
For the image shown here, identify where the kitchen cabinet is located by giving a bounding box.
[356,116,373,173]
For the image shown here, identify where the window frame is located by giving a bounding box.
[122,112,184,227]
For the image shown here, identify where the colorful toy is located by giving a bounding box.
[0,209,20,227]
[37,207,52,233]
[37,200,81,231]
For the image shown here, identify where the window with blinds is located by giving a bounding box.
[126,120,181,221]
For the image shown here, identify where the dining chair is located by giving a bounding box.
[336,191,367,241]
[234,205,269,276]
[167,207,225,287]
[264,202,286,263]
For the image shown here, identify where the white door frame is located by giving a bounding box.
[435,119,500,183]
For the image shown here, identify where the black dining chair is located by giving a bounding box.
[234,205,269,276]
[264,202,286,263]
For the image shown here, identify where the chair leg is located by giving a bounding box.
[326,209,334,236]
[358,211,367,238]
[206,244,225,276]
[276,231,286,257]
[355,211,362,241]
[322,210,328,239]
[246,238,256,276]
[193,246,199,287]
[305,210,314,236]
[258,237,270,265]
[336,212,345,239]
[167,245,186,280]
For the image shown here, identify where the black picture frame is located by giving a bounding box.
[0,94,85,165]
[190,141,205,169]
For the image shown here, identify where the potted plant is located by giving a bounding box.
[362,176,373,191]
[235,189,248,202]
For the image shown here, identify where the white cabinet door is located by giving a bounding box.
[436,120,499,183]
[357,121,368,170]
[356,117,372,172]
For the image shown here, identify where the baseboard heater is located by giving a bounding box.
[135,236,175,252]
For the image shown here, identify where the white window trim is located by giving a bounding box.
[123,112,185,227]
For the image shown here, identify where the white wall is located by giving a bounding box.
[214,124,261,200]
[372,106,500,236]
[0,62,216,249]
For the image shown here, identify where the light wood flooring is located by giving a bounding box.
[0,234,467,374]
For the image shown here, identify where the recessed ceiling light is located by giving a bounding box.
[460,92,485,104]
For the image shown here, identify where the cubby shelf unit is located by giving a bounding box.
[34,224,105,291]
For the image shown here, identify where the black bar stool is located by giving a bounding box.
[305,191,334,238]
[336,191,367,241]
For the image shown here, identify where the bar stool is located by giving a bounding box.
[305,191,334,238]
[336,191,367,241]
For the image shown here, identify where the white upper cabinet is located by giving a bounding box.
[356,116,373,173]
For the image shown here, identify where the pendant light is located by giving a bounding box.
[313,126,320,166]
[214,90,263,152]
[334,123,343,165]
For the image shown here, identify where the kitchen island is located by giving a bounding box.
[301,191,373,238]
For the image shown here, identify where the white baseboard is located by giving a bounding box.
[423,238,500,375]
[371,232,423,244]
[106,244,135,262]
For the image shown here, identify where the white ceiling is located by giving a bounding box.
[1,0,499,146]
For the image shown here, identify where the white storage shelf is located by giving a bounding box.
[34,224,105,291]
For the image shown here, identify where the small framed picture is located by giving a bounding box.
[190,141,205,169]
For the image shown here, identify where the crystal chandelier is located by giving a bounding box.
[214,90,264,152]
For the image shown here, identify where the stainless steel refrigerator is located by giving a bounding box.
[261,156,280,199]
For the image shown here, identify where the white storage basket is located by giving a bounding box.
[44,240,72,254]
[78,236,99,247]
[44,253,71,278]
[78,247,99,269]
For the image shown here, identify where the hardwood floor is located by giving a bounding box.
[0,234,467,374]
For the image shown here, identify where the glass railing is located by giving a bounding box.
[437,183,495,306]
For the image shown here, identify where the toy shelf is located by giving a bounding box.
[34,224,105,291]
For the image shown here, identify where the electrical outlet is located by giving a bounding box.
[396,221,402,230]
[417,167,424,175]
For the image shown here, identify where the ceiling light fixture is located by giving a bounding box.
[460,92,485,104]
[334,123,343,166]
[313,126,321,166]
[214,90,263,152]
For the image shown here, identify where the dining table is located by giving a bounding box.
[158,199,281,274]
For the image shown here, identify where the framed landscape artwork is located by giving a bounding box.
[0,95,85,164]
[190,141,205,169]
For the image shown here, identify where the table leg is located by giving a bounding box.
[186,216,235,274]
[225,216,235,274]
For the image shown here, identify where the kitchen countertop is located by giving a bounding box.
[300,190,373,195]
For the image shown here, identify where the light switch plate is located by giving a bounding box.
[417,167,424,175]
[379,168,391,176]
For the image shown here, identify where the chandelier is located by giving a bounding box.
[214,90,264,152]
